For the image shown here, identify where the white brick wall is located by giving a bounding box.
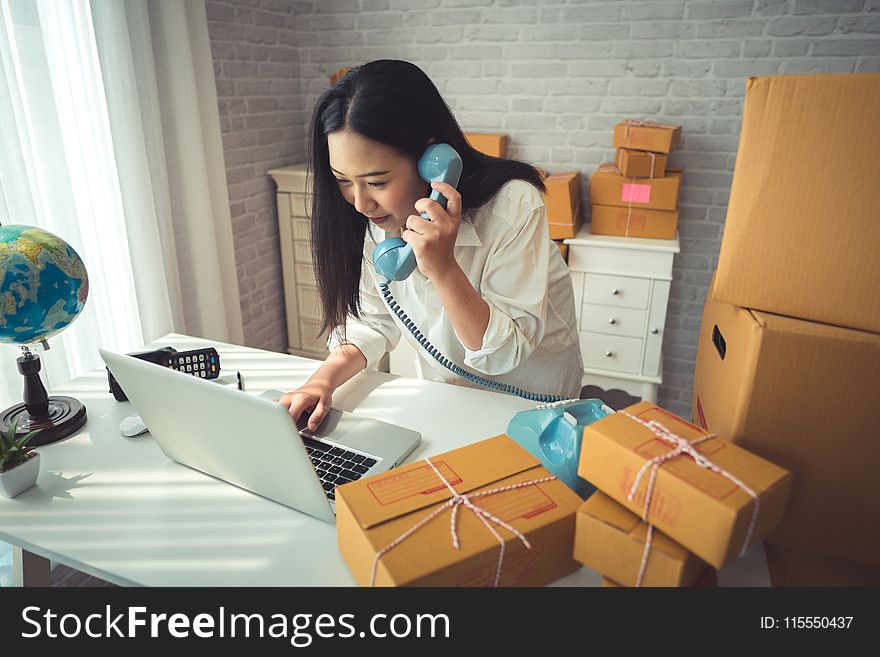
[206,0,880,418]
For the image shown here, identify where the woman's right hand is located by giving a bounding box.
[277,380,334,432]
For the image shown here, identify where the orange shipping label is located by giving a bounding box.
[367,461,463,505]
[627,406,738,500]
[619,468,683,528]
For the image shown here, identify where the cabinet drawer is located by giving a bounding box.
[292,218,311,241]
[296,285,321,320]
[580,302,646,338]
[289,192,311,218]
[295,262,316,287]
[579,331,643,374]
[293,240,311,263]
[583,273,650,309]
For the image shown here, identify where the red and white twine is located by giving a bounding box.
[619,411,760,587]
[369,458,556,587]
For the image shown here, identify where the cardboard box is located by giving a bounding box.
[574,492,706,587]
[590,204,678,240]
[601,567,718,588]
[544,171,583,240]
[616,148,667,178]
[465,132,508,158]
[590,166,681,211]
[554,240,568,262]
[764,542,880,587]
[613,121,681,154]
[693,277,880,565]
[336,435,583,586]
[578,401,793,569]
[714,73,880,334]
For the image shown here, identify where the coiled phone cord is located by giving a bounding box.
[379,282,570,403]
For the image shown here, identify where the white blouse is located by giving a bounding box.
[327,178,584,399]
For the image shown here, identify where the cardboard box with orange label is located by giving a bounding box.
[336,435,583,586]
[616,148,668,178]
[590,204,678,240]
[544,171,583,240]
[590,166,681,211]
[693,276,880,565]
[613,121,681,153]
[577,401,792,569]
[465,132,508,158]
[574,492,706,587]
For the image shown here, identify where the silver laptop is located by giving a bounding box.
[99,349,421,523]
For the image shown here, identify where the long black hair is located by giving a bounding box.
[308,59,546,336]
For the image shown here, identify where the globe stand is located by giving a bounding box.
[0,345,87,446]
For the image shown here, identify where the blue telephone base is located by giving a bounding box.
[506,399,612,499]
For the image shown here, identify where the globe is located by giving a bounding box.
[0,225,89,446]
[0,225,89,345]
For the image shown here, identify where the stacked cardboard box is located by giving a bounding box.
[572,401,792,586]
[589,120,682,240]
[543,171,583,241]
[693,73,880,585]
[336,435,583,586]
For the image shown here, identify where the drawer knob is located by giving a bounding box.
[608,318,616,325]
[605,350,613,358]
[611,288,620,296]
[651,327,659,335]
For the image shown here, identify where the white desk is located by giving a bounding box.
[0,334,769,587]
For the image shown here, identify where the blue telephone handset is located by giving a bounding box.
[506,399,613,498]
[371,142,568,403]
[372,143,463,283]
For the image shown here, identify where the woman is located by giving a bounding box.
[280,60,582,431]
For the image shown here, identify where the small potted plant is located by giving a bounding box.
[0,418,42,498]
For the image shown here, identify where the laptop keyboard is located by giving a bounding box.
[302,436,377,501]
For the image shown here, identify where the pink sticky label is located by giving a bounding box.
[621,183,651,204]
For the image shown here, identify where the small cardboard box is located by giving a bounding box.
[465,132,508,158]
[613,121,681,153]
[336,435,583,586]
[544,171,583,240]
[574,492,706,587]
[590,166,681,211]
[601,567,718,588]
[578,401,793,569]
[590,204,678,240]
[764,542,880,587]
[693,276,880,565]
[714,73,880,333]
[616,148,668,178]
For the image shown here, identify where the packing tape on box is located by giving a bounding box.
[617,411,760,587]
[370,457,557,587]
[617,148,659,179]
[595,163,640,237]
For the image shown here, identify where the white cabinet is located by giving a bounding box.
[268,164,329,359]
[564,226,679,403]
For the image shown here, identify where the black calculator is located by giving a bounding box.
[164,347,221,379]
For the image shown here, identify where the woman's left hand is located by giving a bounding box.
[403,181,462,281]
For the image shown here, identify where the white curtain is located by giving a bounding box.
[0,0,243,410]
[0,0,244,581]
